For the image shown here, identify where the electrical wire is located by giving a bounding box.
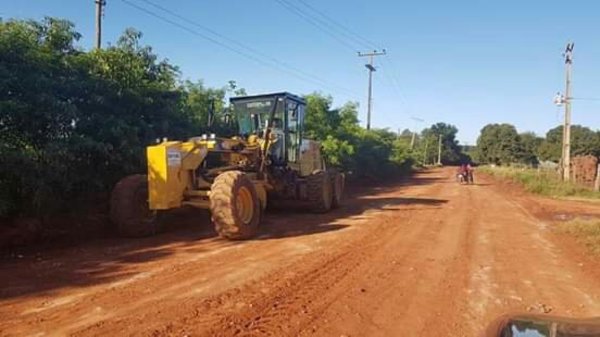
[381,57,409,106]
[274,0,416,120]
[136,0,359,97]
[121,0,360,99]
[273,0,358,52]
[295,0,381,50]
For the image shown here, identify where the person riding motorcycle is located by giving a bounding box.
[457,163,474,184]
[466,163,474,183]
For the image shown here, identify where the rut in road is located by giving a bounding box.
[0,168,599,337]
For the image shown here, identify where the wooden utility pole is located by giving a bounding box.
[562,42,574,181]
[95,0,106,49]
[358,50,386,130]
[437,134,442,165]
[423,140,429,165]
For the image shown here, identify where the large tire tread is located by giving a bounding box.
[307,170,333,213]
[110,174,160,237]
[210,171,260,240]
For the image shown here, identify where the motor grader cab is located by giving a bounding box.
[110,92,344,240]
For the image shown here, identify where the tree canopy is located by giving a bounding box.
[0,18,233,217]
[412,122,467,165]
[538,125,600,162]
[475,123,599,166]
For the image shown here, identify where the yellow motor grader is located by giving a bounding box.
[110,92,344,239]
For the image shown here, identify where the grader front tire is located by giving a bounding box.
[110,174,160,237]
[210,171,260,240]
[307,171,333,213]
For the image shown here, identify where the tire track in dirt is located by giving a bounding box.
[0,173,441,337]
[299,171,477,337]
[157,181,447,337]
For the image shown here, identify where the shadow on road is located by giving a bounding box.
[0,171,447,301]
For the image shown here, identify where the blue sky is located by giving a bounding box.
[3,0,600,144]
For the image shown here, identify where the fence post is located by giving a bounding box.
[594,164,600,192]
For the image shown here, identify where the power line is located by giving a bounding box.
[295,0,381,50]
[121,0,360,99]
[381,57,409,106]
[273,0,358,52]
[275,0,418,122]
[136,0,358,97]
[121,0,267,66]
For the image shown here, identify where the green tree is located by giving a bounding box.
[519,132,543,165]
[303,93,416,177]
[476,123,523,165]
[0,19,197,217]
[304,93,338,140]
[538,125,600,162]
[419,123,463,164]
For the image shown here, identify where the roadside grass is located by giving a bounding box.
[480,166,600,200]
[558,219,600,255]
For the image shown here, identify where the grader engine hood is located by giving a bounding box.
[146,136,258,210]
[147,140,209,210]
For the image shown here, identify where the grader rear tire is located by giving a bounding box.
[307,170,333,213]
[210,171,260,240]
[110,174,161,237]
[331,171,345,209]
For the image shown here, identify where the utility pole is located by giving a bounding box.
[562,42,574,182]
[423,140,429,165]
[95,0,106,49]
[437,134,442,165]
[358,49,386,130]
[410,117,424,150]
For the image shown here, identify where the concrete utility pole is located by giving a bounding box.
[437,134,442,165]
[423,140,429,165]
[410,117,424,150]
[95,0,106,49]
[562,42,574,182]
[358,49,386,130]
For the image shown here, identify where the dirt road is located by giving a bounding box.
[1,168,599,336]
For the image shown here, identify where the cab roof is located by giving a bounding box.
[229,92,305,105]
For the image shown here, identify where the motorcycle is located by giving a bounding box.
[457,171,474,184]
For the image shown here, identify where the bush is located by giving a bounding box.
[0,19,221,219]
[303,93,417,178]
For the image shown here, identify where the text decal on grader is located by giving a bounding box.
[110,92,344,240]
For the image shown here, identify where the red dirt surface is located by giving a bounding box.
[1,168,599,336]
